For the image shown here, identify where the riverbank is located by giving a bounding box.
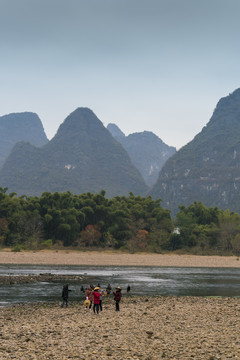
[0,273,87,285]
[0,249,240,267]
[0,296,239,360]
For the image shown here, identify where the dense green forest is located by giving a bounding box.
[0,187,239,255]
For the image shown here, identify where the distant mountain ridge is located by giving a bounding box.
[0,108,148,197]
[150,88,240,215]
[0,112,48,168]
[107,124,176,187]
[3,88,240,215]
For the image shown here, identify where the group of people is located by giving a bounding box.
[61,283,130,312]
[84,284,122,314]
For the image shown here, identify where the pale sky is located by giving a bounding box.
[1,0,240,149]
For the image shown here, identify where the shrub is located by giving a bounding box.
[12,244,24,252]
[41,239,53,249]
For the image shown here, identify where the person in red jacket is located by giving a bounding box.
[93,287,101,314]
[113,286,122,311]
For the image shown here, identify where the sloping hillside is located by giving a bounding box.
[0,108,148,197]
[150,89,240,215]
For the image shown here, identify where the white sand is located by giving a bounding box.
[0,249,239,267]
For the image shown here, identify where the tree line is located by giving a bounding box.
[0,187,239,255]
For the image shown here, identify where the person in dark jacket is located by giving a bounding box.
[106,283,112,295]
[113,286,122,311]
[127,284,131,293]
[61,284,72,308]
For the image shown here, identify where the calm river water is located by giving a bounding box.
[0,265,239,307]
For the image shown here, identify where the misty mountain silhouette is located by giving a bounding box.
[0,108,148,197]
[0,112,48,168]
[107,124,176,187]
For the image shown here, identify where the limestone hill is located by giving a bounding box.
[150,88,240,215]
[0,108,148,197]
[107,124,176,187]
[0,112,48,168]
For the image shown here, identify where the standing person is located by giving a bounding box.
[113,286,122,311]
[86,286,94,310]
[99,287,107,311]
[98,284,103,311]
[61,284,72,308]
[93,287,101,314]
[106,283,112,295]
[127,285,131,293]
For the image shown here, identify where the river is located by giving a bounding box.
[0,265,239,307]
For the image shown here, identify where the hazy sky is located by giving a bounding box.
[1,0,240,149]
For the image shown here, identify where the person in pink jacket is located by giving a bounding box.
[93,287,101,314]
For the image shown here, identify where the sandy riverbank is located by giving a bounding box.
[0,296,239,360]
[0,249,240,267]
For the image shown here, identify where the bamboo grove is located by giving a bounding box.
[0,187,239,255]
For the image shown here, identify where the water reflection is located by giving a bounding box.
[0,265,239,307]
